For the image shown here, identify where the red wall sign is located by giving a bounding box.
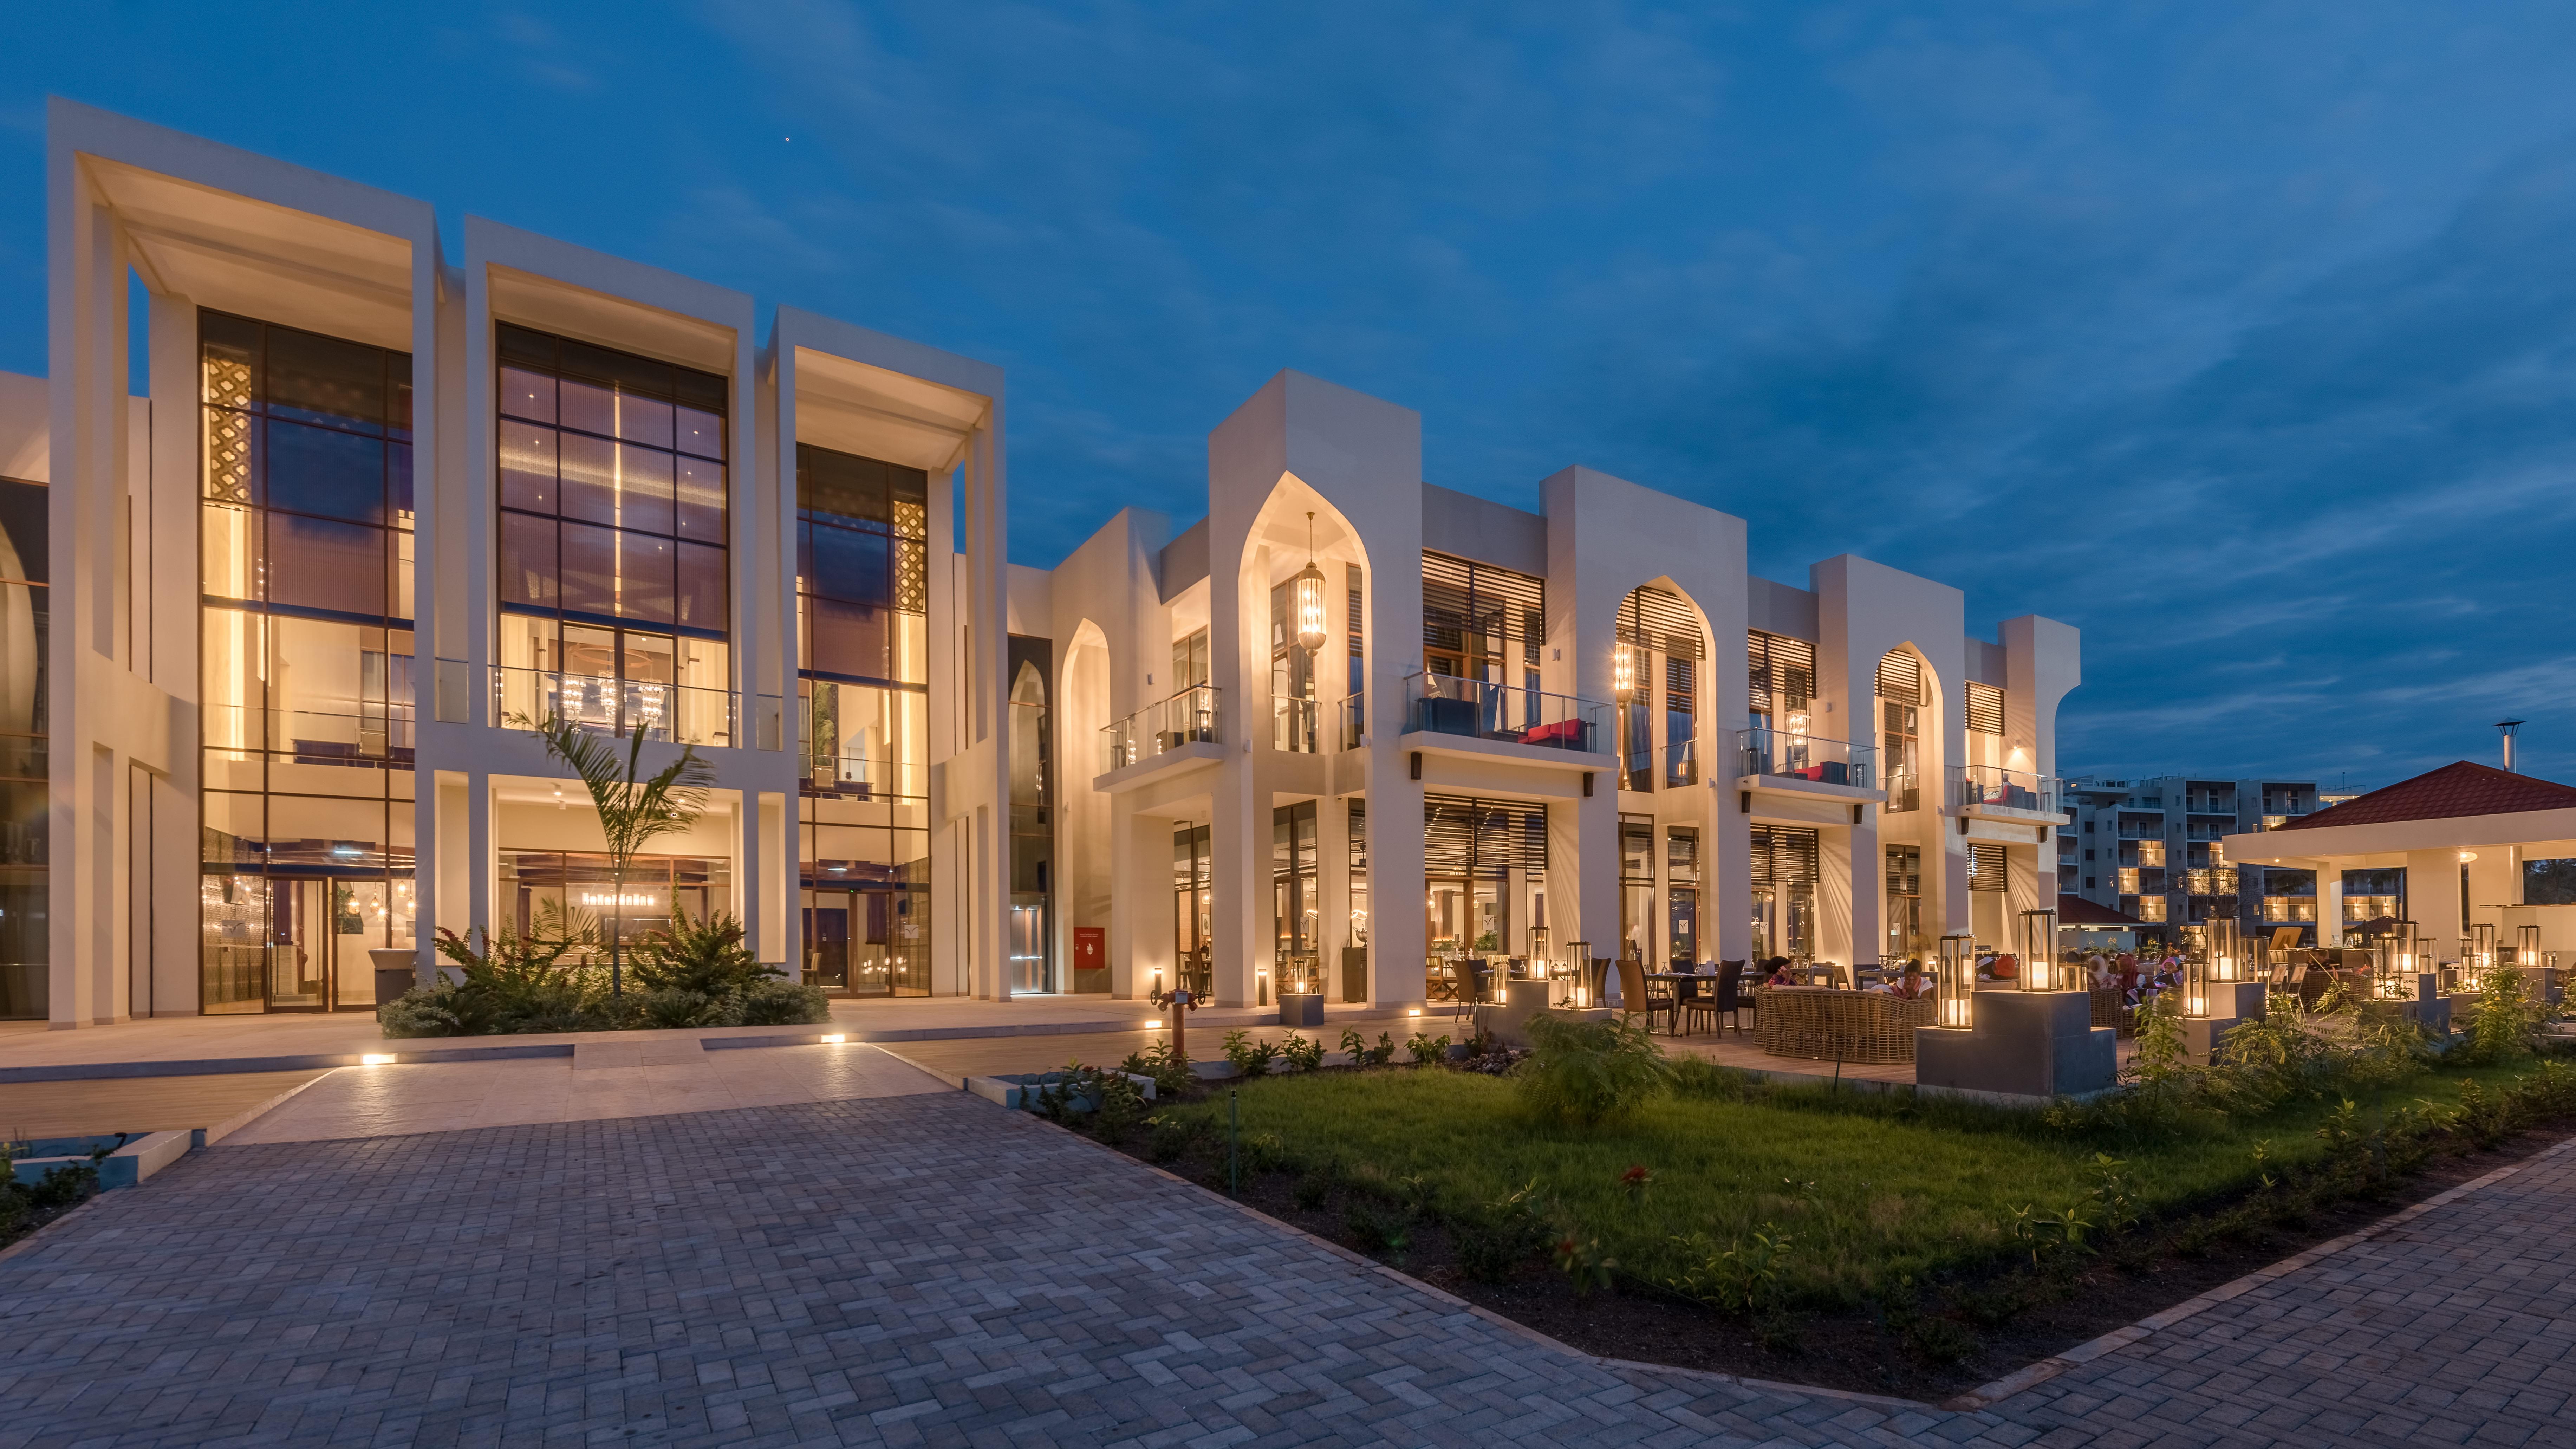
[1073,926,1106,973]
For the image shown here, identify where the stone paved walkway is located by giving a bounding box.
[0,1090,2568,1447]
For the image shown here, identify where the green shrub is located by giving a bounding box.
[629,910,771,997]
[25,1161,97,1209]
[2460,968,2548,1065]
[377,985,466,1038]
[1146,1116,1195,1162]
[1223,1029,1281,1077]
[1513,1011,1674,1126]
[1280,1032,1325,1072]
[736,978,830,1025]
[1405,1031,1451,1065]
[638,987,737,1029]
[1095,1073,1150,1142]
[1120,1039,1195,1098]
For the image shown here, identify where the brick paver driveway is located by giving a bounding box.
[0,1090,2568,1447]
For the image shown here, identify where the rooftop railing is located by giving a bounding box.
[1100,684,1220,775]
[495,666,739,747]
[1950,764,2057,816]
[1403,672,1605,754]
[1738,728,1876,790]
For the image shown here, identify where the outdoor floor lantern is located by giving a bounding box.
[2209,917,2246,986]
[2519,924,2543,968]
[2465,922,2497,994]
[1936,932,1976,1028]
[2376,921,2419,1000]
[2184,947,2210,1018]
[1568,939,1592,1007]
[2017,908,2060,991]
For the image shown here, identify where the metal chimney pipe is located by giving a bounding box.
[2496,719,2525,773]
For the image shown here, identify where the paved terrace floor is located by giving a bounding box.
[4,1074,2570,1448]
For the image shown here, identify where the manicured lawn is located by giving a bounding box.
[1152,1059,2549,1306]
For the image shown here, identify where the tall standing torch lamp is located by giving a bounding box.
[1293,513,1329,656]
[2017,909,2060,991]
[1936,932,1976,1028]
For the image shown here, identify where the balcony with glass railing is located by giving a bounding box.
[1099,684,1221,776]
[1884,772,1921,812]
[494,667,738,747]
[1401,672,1606,755]
[1737,728,1876,791]
[1338,694,1364,750]
[1950,764,2058,817]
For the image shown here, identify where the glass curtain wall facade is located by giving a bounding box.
[494,326,731,745]
[0,476,44,1019]
[795,444,932,995]
[199,311,417,1013]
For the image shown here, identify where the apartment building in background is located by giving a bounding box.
[2058,775,2343,944]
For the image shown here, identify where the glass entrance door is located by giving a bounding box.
[264,876,392,1011]
[804,889,853,991]
[267,878,329,1010]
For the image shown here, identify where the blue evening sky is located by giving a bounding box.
[6,2,2576,789]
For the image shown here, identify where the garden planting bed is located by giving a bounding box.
[1068,1054,2576,1402]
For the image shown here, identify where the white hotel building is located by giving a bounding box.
[0,100,2080,1027]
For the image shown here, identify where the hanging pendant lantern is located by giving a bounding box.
[1293,512,1328,655]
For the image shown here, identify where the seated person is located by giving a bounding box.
[1762,957,1798,987]
[1988,952,2019,981]
[1887,962,1933,999]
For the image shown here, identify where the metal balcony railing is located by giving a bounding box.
[1100,684,1220,774]
[1738,728,1876,790]
[1950,764,2057,815]
[1620,738,1700,792]
[1338,694,1365,751]
[1403,672,1605,753]
[495,667,739,747]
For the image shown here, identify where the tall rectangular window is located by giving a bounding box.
[795,443,933,995]
[198,310,417,1015]
[0,475,45,1020]
[494,324,730,744]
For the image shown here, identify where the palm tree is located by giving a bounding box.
[523,714,715,997]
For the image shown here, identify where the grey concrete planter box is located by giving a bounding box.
[968,1070,1157,1112]
[1915,989,2117,1100]
[1278,992,1325,1027]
